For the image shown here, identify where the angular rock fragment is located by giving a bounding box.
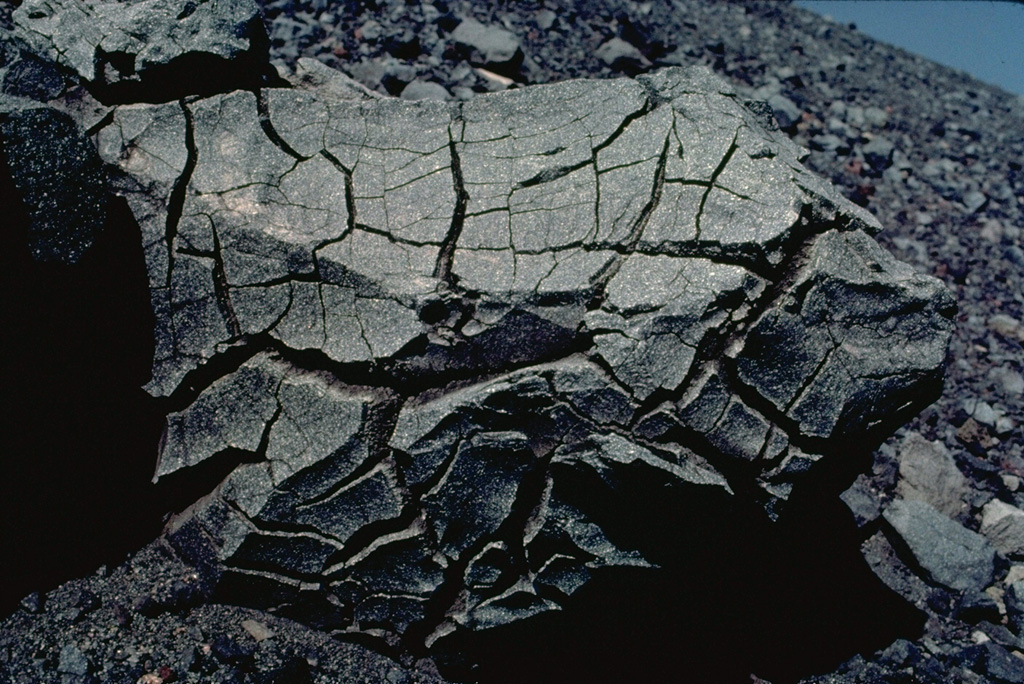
[12,0,274,102]
[450,18,524,78]
[4,1,955,666]
[896,432,969,517]
[734,229,954,443]
[884,499,995,593]
[980,499,1024,558]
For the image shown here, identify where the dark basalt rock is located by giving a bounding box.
[0,0,956,679]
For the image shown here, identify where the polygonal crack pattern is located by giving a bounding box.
[91,66,954,653]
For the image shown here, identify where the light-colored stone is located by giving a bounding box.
[963,397,999,427]
[241,618,275,642]
[985,585,1008,616]
[981,499,1024,557]
[896,432,968,516]
[1005,565,1024,585]
[989,314,1024,342]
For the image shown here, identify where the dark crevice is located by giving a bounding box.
[433,123,469,284]
[586,129,671,310]
[321,497,427,577]
[695,130,739,239]
[722,365,829,461]
[512,157,593,191]
[255,88,309,161]
[622,217,831,458]
[512,96,658,195]
[293,450,397,515]
[622,239,772,279]
[406,426,563,654]
[227,272,323,289]
[164,99,196,289]
[155,446,264,512]
[161,339,269,414]
[641,415,772,510]
[175,246,215,258]
[222,504,347,551]
[319,150,357,238]
[219,561,320,589]
[592,93,657,155]
[785,335,839,415]
[351,220,441,248]
[621,131,671,252]
[210,226,243,338]
[389,318,591,396]
[256,403,284,458]
[85,109,115,137]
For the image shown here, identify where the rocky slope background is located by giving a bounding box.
[1,0,1022,683]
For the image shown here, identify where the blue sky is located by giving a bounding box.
[796,1,1023,95]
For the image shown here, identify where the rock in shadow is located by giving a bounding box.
[444,455,924,684]
[0,143,164,614]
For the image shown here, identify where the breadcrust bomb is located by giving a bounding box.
[2,0,953,666]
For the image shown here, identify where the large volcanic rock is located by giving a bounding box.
[0,0,954,679]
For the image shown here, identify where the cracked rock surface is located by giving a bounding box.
[0,0,961,681]
[100,60,953,651]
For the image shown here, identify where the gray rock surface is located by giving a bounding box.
[12,0,273,101]
[884,498,996,593]
[0,0,959,677]
[896,432,969,517]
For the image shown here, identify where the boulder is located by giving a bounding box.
[123,63,949,650]
[0,0,956,668]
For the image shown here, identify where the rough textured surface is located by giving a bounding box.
[884,498,996,593]
[0,0,971,681]
[12,0,276,102]
[0,540,451,684]
[83,60,952,652]
[896,432,970,517]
